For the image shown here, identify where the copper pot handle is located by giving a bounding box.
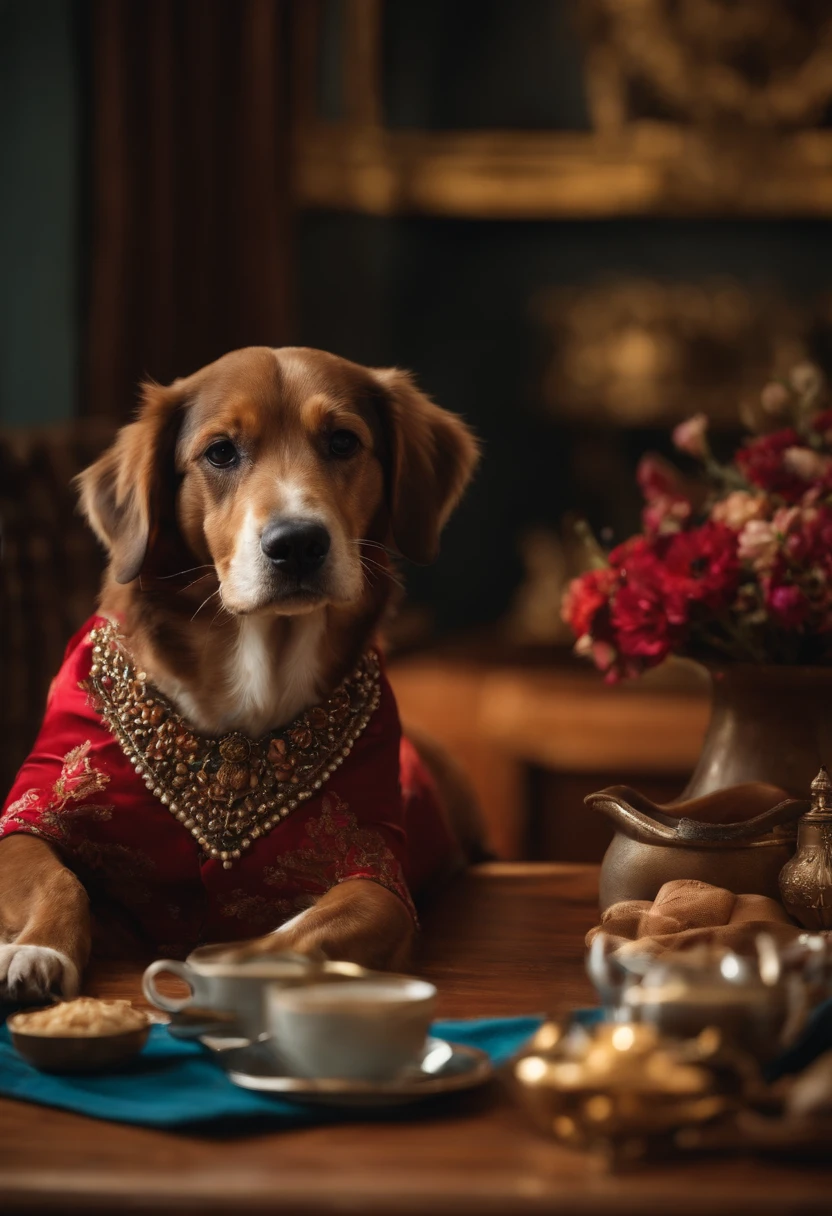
[674,797,808,842]
[585,789,681,843]
[587,786,808,846]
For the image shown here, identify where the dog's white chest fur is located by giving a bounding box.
[221,612,326,736]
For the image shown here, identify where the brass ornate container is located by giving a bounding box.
[779,768,832,930]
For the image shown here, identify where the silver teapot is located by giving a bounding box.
[587,933,788,1060]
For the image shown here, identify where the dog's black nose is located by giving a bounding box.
[260,519,331,578]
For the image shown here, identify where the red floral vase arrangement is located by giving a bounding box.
[562,365,832,908]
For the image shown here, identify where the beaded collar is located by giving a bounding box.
[84,620,381,868]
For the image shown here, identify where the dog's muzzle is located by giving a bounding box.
[260,518,332,583]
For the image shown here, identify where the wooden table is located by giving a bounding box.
[2,864,830,1215]
[390,657,711,860]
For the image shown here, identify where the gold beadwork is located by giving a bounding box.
[84,621,381,867]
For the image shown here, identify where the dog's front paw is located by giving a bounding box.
[0,945,80,1003]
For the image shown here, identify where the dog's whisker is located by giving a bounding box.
[359,553,395,573]
[190,588,221,623]
[208,605,227,631]
[351,539,397,557]
[359,556,405,591]
[176,571,215,595]
[206,588,230,633]
[358,558,378,586]
[156,564,216,581]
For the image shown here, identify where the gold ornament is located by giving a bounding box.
[779,766,832,930]
[85,621,381,869]
[513,1020,750,1166]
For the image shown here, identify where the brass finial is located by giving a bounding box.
[809,766,832,818]
[780,766,832,928]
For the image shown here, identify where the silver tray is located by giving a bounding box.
[205,1036,493,1107]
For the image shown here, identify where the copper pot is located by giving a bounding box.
[588,664,832,913]
[589,784,806,913]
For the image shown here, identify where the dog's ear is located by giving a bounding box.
[371,368,479,564]
[76,381,189,584]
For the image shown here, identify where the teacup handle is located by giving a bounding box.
[142,959,196,1013]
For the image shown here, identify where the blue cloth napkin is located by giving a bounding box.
[0,1016,543,1131]
[2,1000,830,1131]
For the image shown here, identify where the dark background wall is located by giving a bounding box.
[4,0,832,637]
[0,0,81,427]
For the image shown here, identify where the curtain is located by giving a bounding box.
[84,0,293,419]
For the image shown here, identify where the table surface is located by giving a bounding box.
[1,863,830,1215]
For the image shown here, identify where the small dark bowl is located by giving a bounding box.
[8,1013,150,1074]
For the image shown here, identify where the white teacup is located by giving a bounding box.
[267,976,437,1080]
[142,950,369,1039]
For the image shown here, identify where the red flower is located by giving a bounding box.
[658,523,740,611]
[607,536,684,669]
[734,428,808,502]
[603,525,740,675]
[812,409,832,443]
[610,582,675,663]
[561,567,617,638]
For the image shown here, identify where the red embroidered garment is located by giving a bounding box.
[0,618,458,956]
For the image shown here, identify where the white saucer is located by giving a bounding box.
[206,1036,493,1107]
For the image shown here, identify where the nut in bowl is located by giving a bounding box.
[8,998,150,1074]
[267,976,437,1081]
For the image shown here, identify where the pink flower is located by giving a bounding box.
[737,519,780,571]
[772,505,802,533]
[767,582,810,629]
[636,455,691,535]
[637,455,686,502]
[711,491,767,531]
[574,634,616,672]
[760,382,790,415]
[672,413,709,459]
[789,362,823,398]
[782,447,832,482]
[642,498,691,535]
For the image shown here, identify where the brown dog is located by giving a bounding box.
[0,347,478,1002]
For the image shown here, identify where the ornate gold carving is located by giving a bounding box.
[779,767,832,929]
[536,278,810,426]
[292,1,832,219]
[582,0,832,131]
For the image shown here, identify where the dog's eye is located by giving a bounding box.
[204,440,239,469]
[329,430,360,459]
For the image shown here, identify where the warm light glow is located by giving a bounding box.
[720,955,740,980]
[584,1094,614,1122]
[516,1056,549,1084]
[531,1022,562,1052]
[611,1025,636,1051]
